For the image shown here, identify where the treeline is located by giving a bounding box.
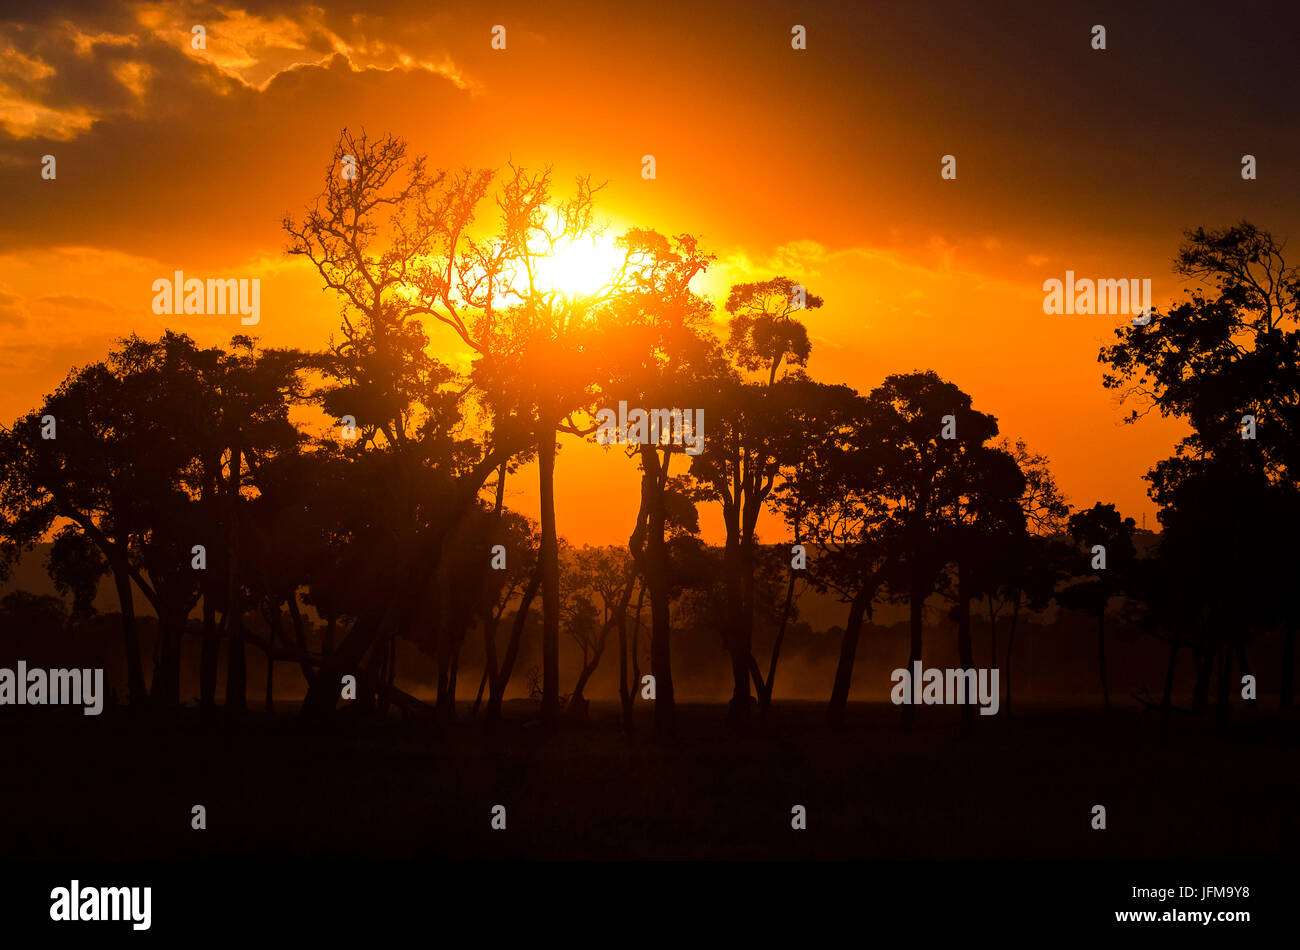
[0,534,1205,709]
[0,130,1295,734]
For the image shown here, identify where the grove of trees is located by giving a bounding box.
[1,131,1295,735]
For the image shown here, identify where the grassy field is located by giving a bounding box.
[2,701,1296,860]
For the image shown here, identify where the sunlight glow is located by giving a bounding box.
[531,233,625,297]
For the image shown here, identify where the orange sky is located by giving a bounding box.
[3,0,1298,545]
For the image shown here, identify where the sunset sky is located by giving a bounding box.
[3,0,1298,545]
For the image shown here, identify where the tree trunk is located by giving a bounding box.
[826,588,870,729]
[112,564,148,708]
[301,610,383,719]
[434,557,456,726]
[618,586,631,730]
[447,635,462,722]
[298,445,506,720]
[224,442,245,718]
[151,605,184,708]
[568,577,628,719]
[1159,625,1180,740]
[1096,608,1110,713]
[1003,595,1020,716]
[471,663,489,718]
[199,464,221,714]
[199,595,219,713]
[904,566,925,731]
[486,564,541,725]
[263,601,281,714]
[734,523,759,725]
[631,589,645,721]
[472,462,500,724]
[383,635,398,719]
[538,421,561,728]
[642,447,675,736]
[302,544,435,721]
[620,581,645,732]
[957,562,975,737]
[225,610,247,717]
[285,594,315,686]
[756,572,797,724]
[718,505,751,725]
[472,611,499,718]
[569,663,593,710]
[988,597,998,671]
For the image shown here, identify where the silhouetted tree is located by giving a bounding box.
[690,276,822,728]
[1100,222,1300,713]
[476,510,541,724]
[284,129,520,720]
[980,439,1069,715]
[401,158,630,728]
[768,382,887,728]
[935,439,1026,735]
[0,340,204,707]
[1057,503,1137,713]
[46,526,107,625]
[597,230,718,734]
[565,545,635,718]
[858,371,998,729]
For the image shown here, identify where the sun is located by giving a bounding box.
[531,233,626,297]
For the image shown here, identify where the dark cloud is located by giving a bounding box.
[1,0,1298,264]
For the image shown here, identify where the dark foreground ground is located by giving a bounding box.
[2,701,1296,860]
